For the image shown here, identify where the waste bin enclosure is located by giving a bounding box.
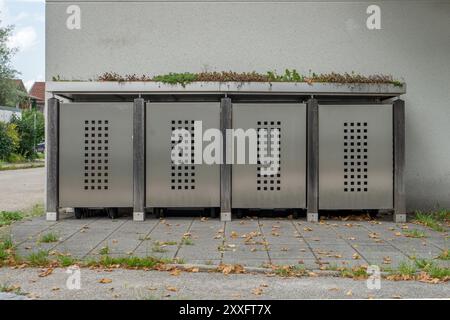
[146,102,221,208]
[318,104,393,210]
[59,102,134,208]
[232,103,307,209]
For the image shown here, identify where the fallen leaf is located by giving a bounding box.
[329,287,340,291]
[303,227,313,232]
[51,287,60,291]
[395,232,402,237]
[166,286,178,292]
[352,253,360,260]
[348,237,356,241]
[346,290,353,296]
[170,269,181,276]
[99,278,113,284]
[38,268,53,278]
[218,264,245,275]
[252,287,263,296]
[392,295,402,299]
[231,231,239,238]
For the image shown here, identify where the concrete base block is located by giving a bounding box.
[394,213,407,223]
[46,212,58,221]
[221,211,231,222]
[307,212,319,222]
[133,212,145,222]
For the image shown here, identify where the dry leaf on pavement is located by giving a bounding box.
[166,286,178,292]
[252,287,263,296]
[38,268,53,278]
[170,269,181,276]
[99,278,113,284]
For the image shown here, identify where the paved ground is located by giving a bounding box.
[0,167,44,212]
[0,267,448,300]
[8,213,449,270]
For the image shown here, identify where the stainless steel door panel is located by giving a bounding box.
[59,102,133,207]
[146,102,220,207]
[319,105,393,209]
[232,103,306,208]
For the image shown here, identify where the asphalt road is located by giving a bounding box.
[0,167,44,212]
[0,268,448,300]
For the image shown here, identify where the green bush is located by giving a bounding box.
[10,110,44,160]
[0,121,15,161]
[7,153,25,163]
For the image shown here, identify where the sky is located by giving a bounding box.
[0,0,45,91]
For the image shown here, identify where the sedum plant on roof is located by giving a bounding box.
[90,69,403,87]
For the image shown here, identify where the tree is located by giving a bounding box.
[0,18,23,107]
[10,110,44,159]
[0,121,16,160]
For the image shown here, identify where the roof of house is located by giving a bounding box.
[29,82,45,102]
[11,79,27,93]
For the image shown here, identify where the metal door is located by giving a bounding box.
[59,102,133,207]
[319,104,393,209]
[232,103,306,208]
[146,102,220,207]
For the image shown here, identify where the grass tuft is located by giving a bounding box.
[414,209,448,232]
[181,238,194,246]
[39,232,59,243]
[57,255,77,267]
[99,246,110,255]
[437,250,449,261]
[396,261,417,276]
[95,255,163,269]
[0,211,23,227]
[403,229,426,238]
[26,250,49,267]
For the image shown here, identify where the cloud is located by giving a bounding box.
[8,26,37,52]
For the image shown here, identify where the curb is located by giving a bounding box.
[167,263,391,277]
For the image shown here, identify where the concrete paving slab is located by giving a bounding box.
[5,216,448,273]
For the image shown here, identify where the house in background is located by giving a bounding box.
[11,79,31,110]
[28,81,45,112]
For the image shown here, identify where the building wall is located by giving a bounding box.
[46,0,450,211]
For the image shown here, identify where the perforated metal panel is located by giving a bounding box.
[232,103,306,208]
[59,102,133,207]
[319,104,393,209]
[146,102,220,207]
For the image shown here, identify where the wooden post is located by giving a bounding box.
[46,98,59,221]
[393,99,406,223]
[133,98,146,221]
[307,98,319,222]
[220,97,232,221]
